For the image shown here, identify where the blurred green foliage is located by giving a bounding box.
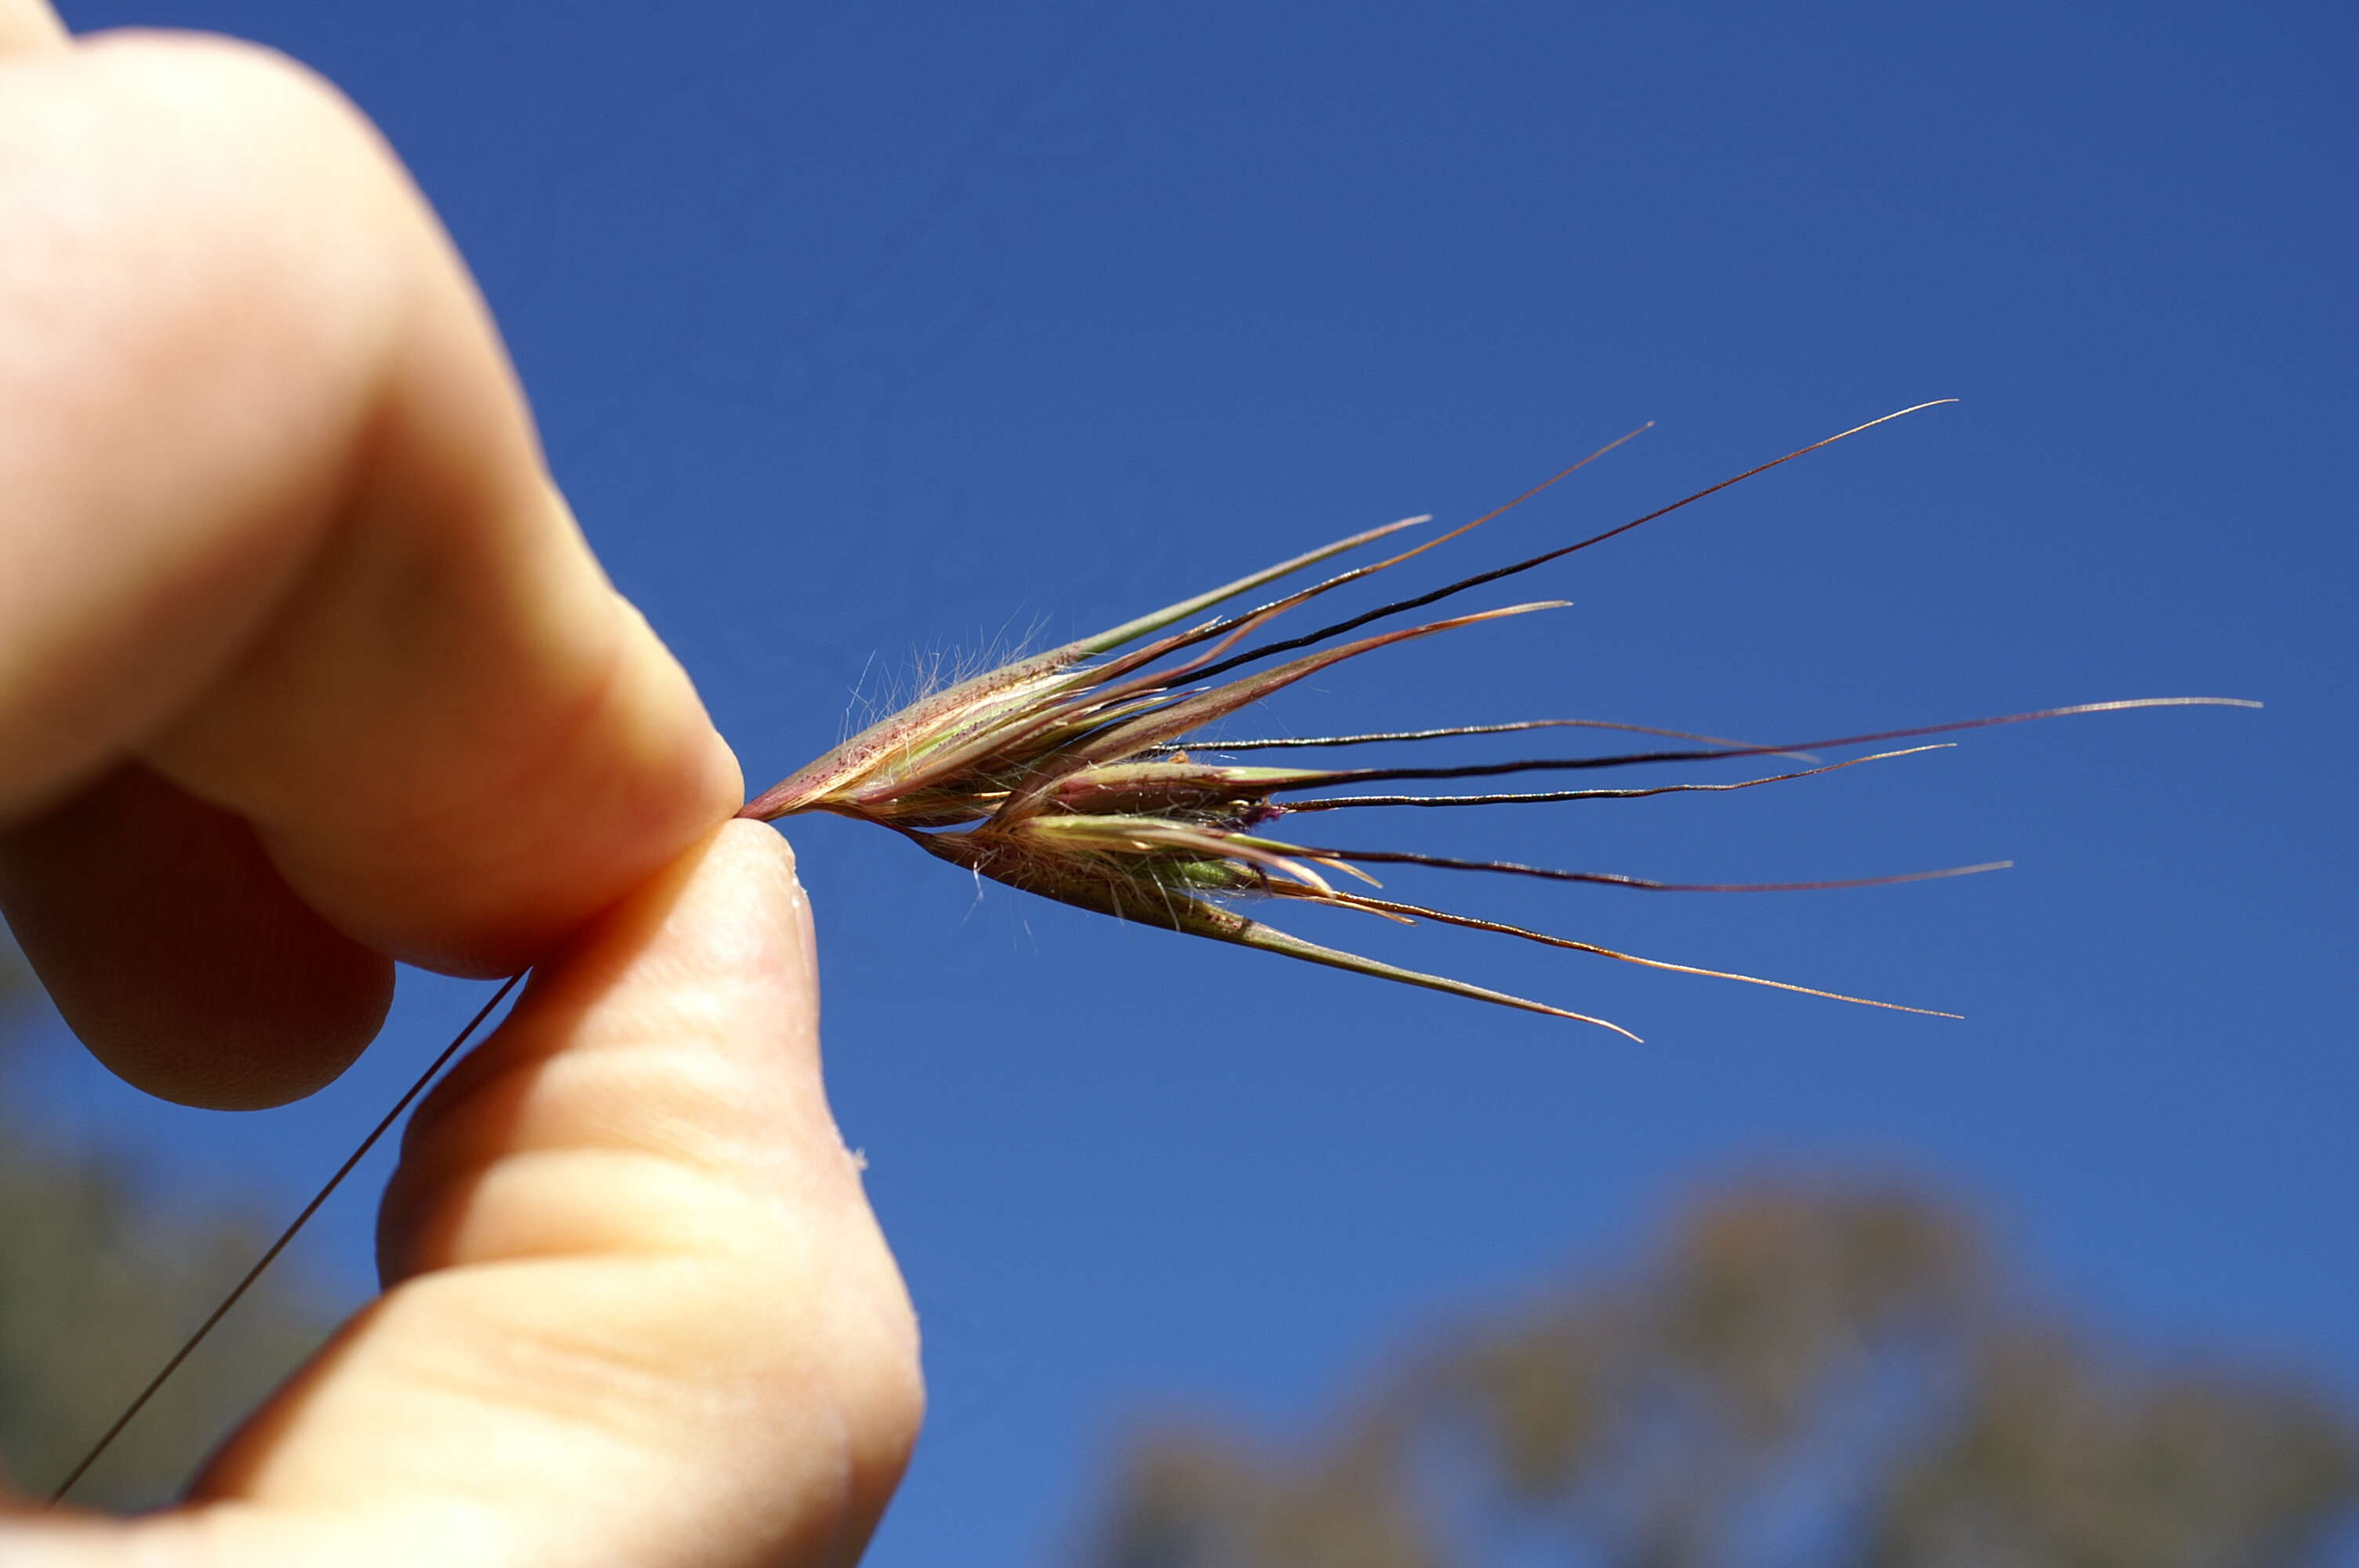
[0,986,333,1511]
[1089,1185,2357,1568]
[3,942,2352,1552]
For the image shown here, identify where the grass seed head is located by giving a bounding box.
[742,406,2259,1037]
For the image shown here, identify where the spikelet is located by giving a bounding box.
[741,406,2257,1038]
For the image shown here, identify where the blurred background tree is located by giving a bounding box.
[6,927,2354,1548]
[0,947,334,1511]
[1087,1184,2357,1568]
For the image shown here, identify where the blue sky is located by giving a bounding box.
[16,1,2357,1561]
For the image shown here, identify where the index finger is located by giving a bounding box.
[0,33,741,1099]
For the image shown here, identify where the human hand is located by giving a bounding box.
[0,8,918,1561]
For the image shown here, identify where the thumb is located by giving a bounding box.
[2,821,921,1567]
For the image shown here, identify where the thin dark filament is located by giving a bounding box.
[46,971,528,1508]
[1064,597,1285,713]
[1276,846,2014,892]
[1063,575,1302,693]
[1230,698,2260,786]
[1184,402,1956,685]
[1282,745,1950,810]
[1144,717,1782,753]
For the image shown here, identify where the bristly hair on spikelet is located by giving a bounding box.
[739,404,2259,1040]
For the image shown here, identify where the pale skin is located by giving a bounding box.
[0,6,921,1563]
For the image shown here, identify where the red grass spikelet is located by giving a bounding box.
[741,406,2259,1038]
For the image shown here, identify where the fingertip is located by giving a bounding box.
[564,815,813,1003]
[222,583,751,984]
[693,818,816,993]
[489,816,820,1086]
[380,817,829,1279]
